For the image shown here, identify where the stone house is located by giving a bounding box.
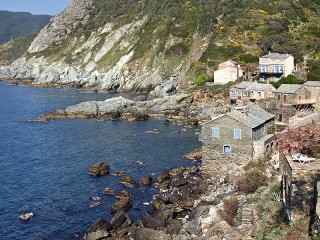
[201,105,275,179]
[303,81,320,112]
[230,81,275,103]
[214,60,243,85]
[281,154,320,229]
[259,53,294,82]
[266,84,315,123]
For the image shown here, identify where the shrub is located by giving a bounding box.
[307,60,320,82]
[220,197,239,226]
[195,74,207,86]
[165,42,189,57]
[271,75,303,89]
[237,168,268,193]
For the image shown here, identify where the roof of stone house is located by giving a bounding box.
[275,84,302,94]
[260,53,292,59]
[233,81,253,89]
[227,111,265,128]
[303,81,320,87]
[247,104,275,122]
[203,105,274,128]
[233,81,273,91]
[246,82,273,91]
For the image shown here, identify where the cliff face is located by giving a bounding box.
[1,0,320,94]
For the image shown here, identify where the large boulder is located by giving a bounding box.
[140,176,153,186]
[88,163,110,176]
[66,101,98,115]
[184,222,202,236]
[165,219,182,235]
[135,228,168,240]
[83,219,112,240]
[150,204,174,221]
[110,210,132,229]
[109,197,132,213]
[120,176,136,187]
[156,170,170,184]
[141,214,165,230]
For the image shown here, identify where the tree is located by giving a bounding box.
[277,122,320,156]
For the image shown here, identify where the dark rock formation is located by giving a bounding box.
[165,219,183,235]
[110,197,132,213]
[141,214,165,230]
[140,176,153,186]
[135,228,168,240]
[120,176,136,187]
[83,219,112,240]
[110,210,132,229]
[88,163,110,176]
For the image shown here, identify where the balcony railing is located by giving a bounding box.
[260,65,284,74]
[292,99,316,105]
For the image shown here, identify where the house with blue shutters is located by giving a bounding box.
[201,105,275,179]
[259,53,294,82]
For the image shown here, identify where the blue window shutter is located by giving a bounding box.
[212,128,219,138]
[234,129,241,139]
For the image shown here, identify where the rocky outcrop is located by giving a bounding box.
[28,0,93,53]
[38,94,197,124]
[88,162,110,176]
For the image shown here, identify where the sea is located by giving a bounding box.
[0,81,201,240]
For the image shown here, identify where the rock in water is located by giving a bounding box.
[88,163,110,176]
[19,212,34,221]
[110,210,132,229]
[140,176,153,186]
[109,197,132,213]
[120,176,136,187]
[83,219,112,240]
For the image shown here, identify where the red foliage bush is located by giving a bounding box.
[220,197,239,226]
[277,122,320,156]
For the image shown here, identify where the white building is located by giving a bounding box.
[214,60,243,85]
[259,53,294,82]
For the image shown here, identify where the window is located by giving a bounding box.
[258,92,262,97]
[277,95,280,100]
[283,95,287,101]
[234,129,241,139]
[212,128,219,138]
[224,146,231,154]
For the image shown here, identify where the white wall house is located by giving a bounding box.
[214,60,243,85]
[259,53,294,82]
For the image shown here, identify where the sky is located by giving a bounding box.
[0,0,71,15]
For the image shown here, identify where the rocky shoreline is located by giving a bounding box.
[83,155,258,240]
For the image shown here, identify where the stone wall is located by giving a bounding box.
[201,115,253,180]
[281,154,320,223]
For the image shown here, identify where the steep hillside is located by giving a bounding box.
[0,11,51,43]
[0,0,319,93]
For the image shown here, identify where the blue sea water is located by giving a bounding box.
[0,81,201,240]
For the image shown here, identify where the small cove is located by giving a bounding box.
[0,81,201,239]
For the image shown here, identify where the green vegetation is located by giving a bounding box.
[0,33,37,64]
[307,60,320,81]
[195,74,207,86]
[271,75,303,88]
[2,0,320,89]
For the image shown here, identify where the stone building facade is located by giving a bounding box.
[230,81,275,103]
[201,105,275,179]
[259,53,294,82]
[265,84,315,123]
[281,154,320,228]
